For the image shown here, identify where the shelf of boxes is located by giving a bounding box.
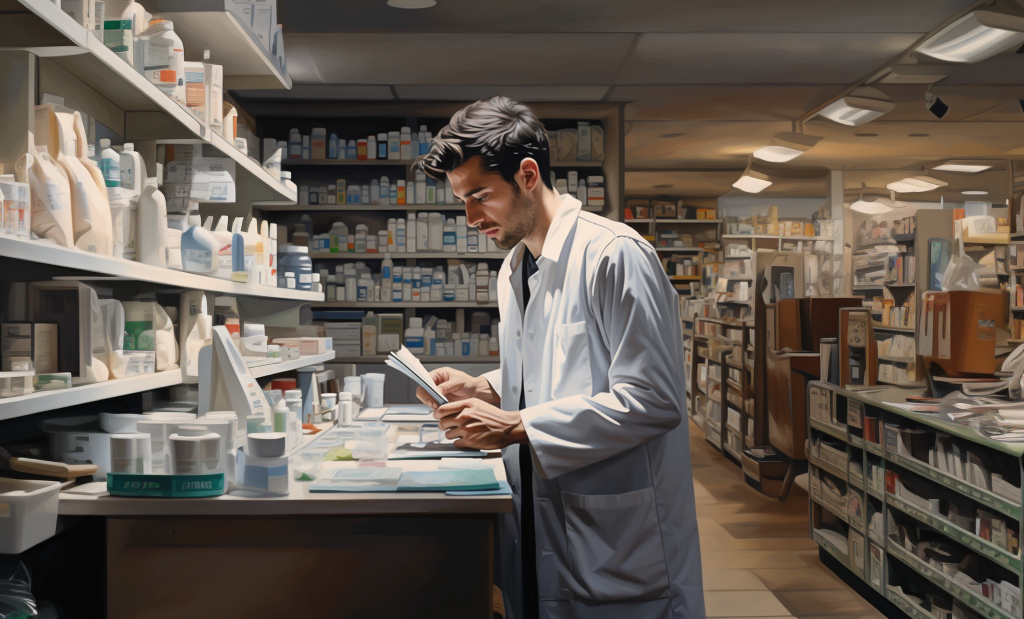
[807,381,1024,619]
[314,301,498,309]
[309,252,508,260]
[0,230,322,302]
[10,0,295,204]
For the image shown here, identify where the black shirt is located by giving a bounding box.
[519,249,540,619]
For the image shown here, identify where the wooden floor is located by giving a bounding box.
[690,420,885,619]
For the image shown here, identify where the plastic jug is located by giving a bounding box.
[137,178,168,267]
[119,142,146,201]
[139,19,186,104]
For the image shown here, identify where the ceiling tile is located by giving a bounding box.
[233,85,395,100]
[614,85,841,120]
[394,85,609,101]
[286,33,636,85]
[615,33,922,84]
[279,0,974,34]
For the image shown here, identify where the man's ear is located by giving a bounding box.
[518,158,541,193]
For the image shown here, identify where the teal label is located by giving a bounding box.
[124,320,154,351]
[107,473,225,497]
[100,158,120,187]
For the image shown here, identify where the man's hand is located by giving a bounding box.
[433,398,527,450]
[415,367,500,410]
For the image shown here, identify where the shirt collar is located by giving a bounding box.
[508,193,583,274]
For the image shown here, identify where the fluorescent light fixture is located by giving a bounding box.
[962,190,989,195]
[732,165,772,193]
[850,199,894,214]
[932,160,992,173]
[818,87,894,126]
[849,188,899,214]
[917,10,1024,63]
[875,63,952,85]
[752,132,823,163]
[886,175,948,193]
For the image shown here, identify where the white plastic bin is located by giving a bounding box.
[0,478,60,554]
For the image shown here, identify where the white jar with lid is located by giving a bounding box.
[587,175,605,208]
[169,426,223,475]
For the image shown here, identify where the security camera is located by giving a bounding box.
[925,88,948,119]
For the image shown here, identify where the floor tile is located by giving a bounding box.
[702,569,768,591]
[704,591,793,617]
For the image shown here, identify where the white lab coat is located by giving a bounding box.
[482,195,704,619]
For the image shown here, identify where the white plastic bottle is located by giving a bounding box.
[99,139,120,188]
[429,213,443,251]
[370,179,380,204]
[417,213,429,251]
[443,218,456,253]
[140,20,186,104]
[406,213,417,252]
[181,223,218,274]
[424,323,435,356]
[367,135,377,160]
[402,267,412,301]
[489,271,498,302]
[387,218,397,252]
[415,171,427,205]
[431,266,445,302]
[455,216,467,253]
[388,131,400,160]
[379,176,390,206]
[467,228,479,254]
[577,121,592,161]
[476,263,490,302]
[362,312,378,356]
[137,178,168,267]
[405,317,425,354]
[400,127,412,160]
[344,265,358,302]
[207,216,233,280]
[418,125,431,155]
[392,266,403,302]
[354,224,368,253]
[445,179,455,204]
[119,142,146,200]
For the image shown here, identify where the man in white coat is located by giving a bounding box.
[417,96,704,619]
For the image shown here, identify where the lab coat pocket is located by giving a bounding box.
[552,321,592,398]
[561,487,670,601]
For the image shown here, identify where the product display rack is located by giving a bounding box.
[807,381,1022,619]
[7,0,295,204]
[852,210,953,388]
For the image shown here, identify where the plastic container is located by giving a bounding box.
[169,426,222,475]
[236,441,288,496]
[0,478,60,554]
[0,174,30,239]
[137,179,168,267]
[280,245,313,290]
[181,224,218,274]
[110,433,153,474]
[139,20,186,104]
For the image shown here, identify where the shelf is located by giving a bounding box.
[872,323,915,334]
[624,219,654,223]
[0,236,323,301]
[886,452,1021,521]
[257,203,468,212]
[550,161,605,167]
[657,219,723,224]
[722,234,832,241]
[886,587,938,619]
[655,247,707,253]
[0,369,182,421]
[883,282,916,288]
[668,275,701,281]
[329,356,500,364]
[877,354,916,365]
[249,352,337,379]
[853,284,885,290]
[886,493,1021,571]
[724,255,752,261]
[8,1,294,205]
[282,159,417,167]
[810,455,848,483]
[810,418,848,442]
[886,541,1016,619]
[142,1,291,90]
[313,301,498,309]
[309,252,508,260]
[812,529,851,571]
[865,441,885,457]
[813,496,849,524]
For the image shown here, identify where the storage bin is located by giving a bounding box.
[0,477,60,553]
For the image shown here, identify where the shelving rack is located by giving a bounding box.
[850,210,953,388]
[0,3,337,425]
[807,381,1022,619]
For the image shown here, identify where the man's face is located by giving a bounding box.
[447,156,539,250]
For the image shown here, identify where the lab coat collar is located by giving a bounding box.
[507,193,583,276]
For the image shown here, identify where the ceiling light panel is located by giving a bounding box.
[732,168,772,193]
[752,132,823,163]
[886,175,948,193]
[962,190,989,195]
[917,10,1024,63]
[932,161,992,173]
[817,87,894,126]
[850,199,894,214]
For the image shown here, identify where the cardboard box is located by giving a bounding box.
[2,322,58,373]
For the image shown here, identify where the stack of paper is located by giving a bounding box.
[386,346,448,405]
[309,467,500,493]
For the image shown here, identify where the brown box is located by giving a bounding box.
[2,322,58,373]
[798,297,863,352]
[766,299,802,352]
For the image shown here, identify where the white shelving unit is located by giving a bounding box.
[309,251,508,260]
[0,236,323,301]
[314,301,498,309]
[9,0,295,204]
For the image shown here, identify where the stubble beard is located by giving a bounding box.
[491,186,539,250]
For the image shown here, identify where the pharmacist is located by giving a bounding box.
[417,97,703,619]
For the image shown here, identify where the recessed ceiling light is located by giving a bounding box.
[933,160,993,173]
[653,184,674,188]
[659,133,685,139]
[917,9,1024,63]
[886,175,948,193]
[818,87,894,126]
[962,190,989,195]
[752,132,823,163]
[909,133,930,138]
[387,0,437,8]
[855,133,878,137]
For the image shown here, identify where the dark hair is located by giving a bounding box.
[418,96,553,190]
